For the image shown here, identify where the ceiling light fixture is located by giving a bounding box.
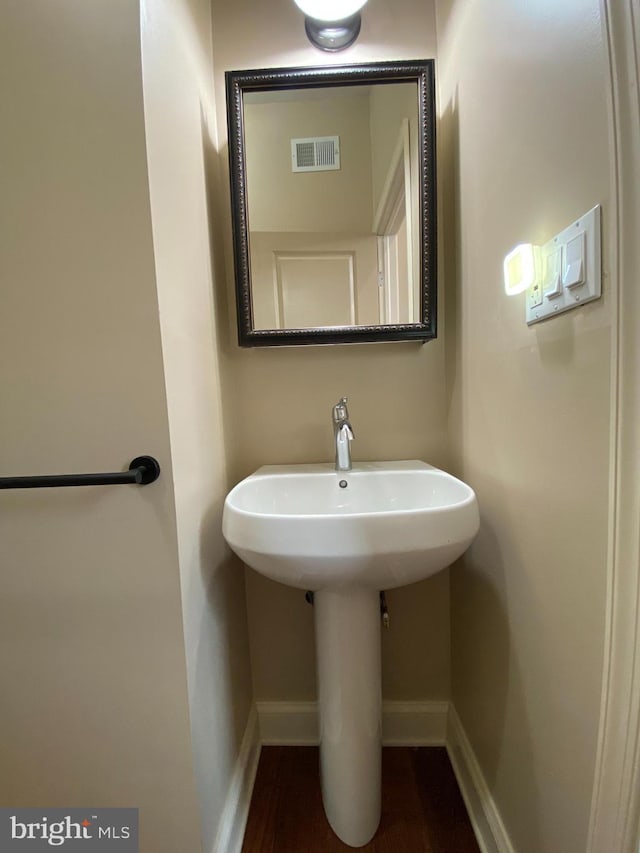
[293,0,368,52]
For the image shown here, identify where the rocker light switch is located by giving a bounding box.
[543,248,563,300]
[563,232,586,288]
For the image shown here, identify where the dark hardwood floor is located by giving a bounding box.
[242,746,480,852]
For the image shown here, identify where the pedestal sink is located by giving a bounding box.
[222,460,479,847]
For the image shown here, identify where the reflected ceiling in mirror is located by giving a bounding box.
[226,61,436,347]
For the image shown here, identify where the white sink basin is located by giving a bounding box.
[222,459,479,848]
[223,460,479,591]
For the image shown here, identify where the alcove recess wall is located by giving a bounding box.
[210,0,450,708]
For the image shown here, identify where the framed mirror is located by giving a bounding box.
[225,60,436,347]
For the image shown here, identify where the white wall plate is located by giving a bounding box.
[526,205,601,325]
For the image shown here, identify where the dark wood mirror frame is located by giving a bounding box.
[225,60,436,347]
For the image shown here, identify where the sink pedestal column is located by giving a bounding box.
[314,587,381,847]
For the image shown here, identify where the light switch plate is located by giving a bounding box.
[526,205,601,325]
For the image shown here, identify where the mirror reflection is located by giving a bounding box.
[244,83,419,330]
[225,61,436,346]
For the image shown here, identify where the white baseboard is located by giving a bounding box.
[219,700,512,853]
[446,705,514,853]
[256,699,449,746]
[213,705,262,853]
[257,701,318,745]
[383,700,449,745]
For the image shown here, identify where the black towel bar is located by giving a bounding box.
[0,456,160,489]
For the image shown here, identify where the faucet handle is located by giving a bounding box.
[333,396,350,422]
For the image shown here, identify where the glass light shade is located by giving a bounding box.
[504,243,538,295]
[293,0,368,22]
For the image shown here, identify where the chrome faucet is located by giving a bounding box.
[332,396,355,471]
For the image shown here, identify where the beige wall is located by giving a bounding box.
[210,0,446,703]
[0,2,202,851]
[140,1,253,850]
[436,1,611,851]
[245,94,373,233]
